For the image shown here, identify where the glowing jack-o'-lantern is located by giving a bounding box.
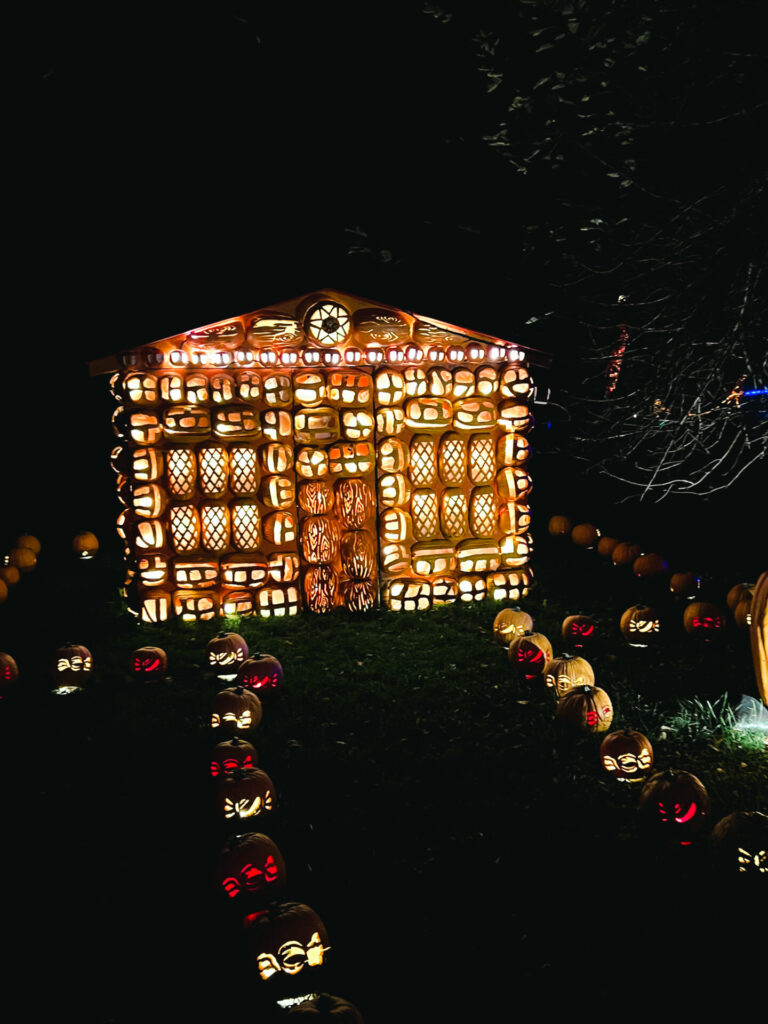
[53,643,93,693]
[207,633,249,678]
[210,736,257,777]
[600,730,654,782]
[556,684,614,734]
[709,811,768,877]
[507,631,553,680]
[544,654,596,698]
[301,517,341,565]
[304,564,339,614]
[215,767,275,822]
[611,541,642,568]
[0,652,19,698]
[211,686,263,732]
[335,478,374,530]
[633,552,669,578]
[245,901,330,983]
[683,601,726,641]
[669,571,701,598]
[571,523,600,548]
[238,654,283,694]
[131,646,167,682]
[620,605,662,647]
[215,832,286,909]
[638,770,710,844]
[72,531,99,560]
[561,614,598,649]
[493,607,534,646]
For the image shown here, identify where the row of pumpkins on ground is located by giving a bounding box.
[492,604,767,873]
[0,531,100,601]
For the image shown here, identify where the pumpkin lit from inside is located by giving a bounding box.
[544,654,595,699]
[0,652,19,697]
[600,730,654,782]
[211,686,262,732]
[620,605,662,647]
[207,632,249,679]
[52,643,93,694]
[638,770,710,844]
[708,811,768,877]
[683,601,726,641]
[131,646,167,681]
[507,631,553,680]
[286,994,363,1020]
[245,901,331,983]
[238,654,283,693]
[556,684,614,734]
[493,607,534,646]
[72,531,100,560]
[210,735,258,778]
[561,614,598,649]
[215,766,275,821]
[215,832,287,907]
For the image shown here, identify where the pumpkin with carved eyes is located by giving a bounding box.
[561,614,598,649]
[709,811,768,877]
[245,901,331,985]
[544,654,595,699]
[214,832,287,909]
[493,607,534,646]
[600,730,654,782]
[620,605,662,647]
[683,601,726,641]
[287,994,364,1021]
[638,770,710,843]
[131,646,167,682]
[238,654,283,694]
[210,735,258,777]
[507,631,553,680]
[556,684,613,734]
[206,632,249,677]
[214,766,275,823]
[52,642,94,692]
[211,686,263,733]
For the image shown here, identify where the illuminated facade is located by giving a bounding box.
[94,290,546,621]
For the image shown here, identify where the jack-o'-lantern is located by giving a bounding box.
[597,536,619,558]
[257,585,300,618]
[268,553,300,583]
[385,579,431,612]
[327,371,372,405]
[238,654,283,693]
[683,601,726,641]
[245,901,331,983]
[298,480,334,515]
[53,642,93,693]
[507,631,553,680]
[340,531,377,579]
[500,503,532,536]
[215,766,275,822]
[173,558,219,589]
[341,578,378,612]
[210,736,257,777]
[260,475,295,511]
[286,994,363,1021]
[612,542,641,568]
[207,633,249,677]
[72,531,99,560]
[304,565,339,614]
[261,442,294,475]
[0,652,19,697]
[305,301,350,345]
[669,571,700,598]
[264,511,297,546]
[215,832,286,908]
[211,686,263,732]
[327,442,374,476]
[548,515,572,537]
[335,478,374,530]
[221,589,254,616]
[488,569,533,603]
[231,501,262,551]
[733,594,753,628]
[169,506,201,553]
[411,541,456,576]
[295,447,330,480]
[600,730,654,782]
[620,605,662,647]
[633,553,669,578]
[0,565,20,588]
[381,542,410,574]
[709,811,768,877]
[377,439,409,479]
[545,654,595,699]
[560,614,598,649]
[493,607,534,646]
[556,684,614,734]
[166,448,197,499]
[131,646,167,682]
[198,445,229,497]
[638,770,710,844]
[571,523,600,548]
[301,517,340,565]
[174,590,219,621]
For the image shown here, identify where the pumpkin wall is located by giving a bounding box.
[101,290,542,621]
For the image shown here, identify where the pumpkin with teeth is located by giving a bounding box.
[214,766,275,823]
[600,729,654,782]
[245,901,331,984]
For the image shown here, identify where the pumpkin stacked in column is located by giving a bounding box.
[105,291,540,620]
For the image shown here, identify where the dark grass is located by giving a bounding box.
[0,528,766,1020]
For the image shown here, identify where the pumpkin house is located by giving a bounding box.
[91,290,549,622]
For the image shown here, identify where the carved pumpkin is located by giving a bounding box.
[620,605,662,647]
[301,517,341,565]
[544,654,595,699]
[15,533,41,555]
[571,523,600,548]
[548,515,572,537]
[245,901,331,983]
[683,601,726,641]
[597,536,619,558]
[600,730,654,782]
[304,564,339,614]
[340,531,377,579]
[669,571,700,598]
[210,736,257,777]
[611,542,642,568]
[335,478,374,530]
[131,646,167,682]
[206,633,249,677]
[709,811,768,877]
[633,552,669,578]
[638,770,710,844]
[238,654,283,694]
[72,531,99,560]
[211,686,263,732]
[341,578,378,612]
[556,684,614,734]
[493,607,534,646]
[0,652,19,697]
[286,994,363,1021]
[215,832,286,909]
[215,766,275,822]
[507,631,553,680]
[53,642,93,693]
[561,614,598,649]
[299,480,335,515]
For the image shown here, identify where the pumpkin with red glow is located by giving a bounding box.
[709,811,768,877]
[611,542,641,568]
[493,607,534,646]
[215,831,286,908]
[669,571,700,598]
[544,653,595,699]
[206,632,249,676]
[620,605,662,647]
[556,684,614,734]
[571,522,600,548]
[215,766,275,822]
[548,515,572,538]
[0,652,19,697]
[210,735,257,777]
[238,654,283,694]
[287,994,364,1021]
[507,631,553,680]
[53,642,93,692]
[633,553,668,578]
[211,686,262,733]
[638,770,710,843]
[131,646,167,681]
[561,614,598,649]
[683,601,726,641]
[600,730,654,782]
[245,901,331,984]
[72,531,99,560]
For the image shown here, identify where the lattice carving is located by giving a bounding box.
[200,503,230,552]
[230,446,259,495]
[470,487,497,537]
[412,489,440,541]
[199,446,229,497]
[438,433,466,485]
[409,436,437,486]
[468,435,495,484]
[169,505,201,552]
[231,501,262,551]
[440,489,469,539]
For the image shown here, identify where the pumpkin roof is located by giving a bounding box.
[88,288,551,375]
